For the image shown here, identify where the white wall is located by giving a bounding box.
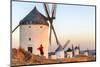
[84,52,89,56]
[74,49,80,56]
[56,50,64,59]
[67,52,73,58]
[20,24,49,58]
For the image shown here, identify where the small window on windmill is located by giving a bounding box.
[29,38,31,41]
[29,26,31,28]
[40,26,43,28]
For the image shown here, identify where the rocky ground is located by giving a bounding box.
[11,48,96,66]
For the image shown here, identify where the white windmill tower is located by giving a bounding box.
[12,3,57,59]
[55,40,70,59]
[49,40,70,59]
[12,7,49,58]
[74,45,80,56]
[66,48,73,58]
[84,48,89,56]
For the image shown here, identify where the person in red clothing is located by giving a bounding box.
[37,44,44,56]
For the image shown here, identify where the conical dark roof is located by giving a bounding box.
[20,7,49,26]
[75,46,80,49]
[67,48,72,52]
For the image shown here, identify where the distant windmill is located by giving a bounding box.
[55,40,70,59]
[74,45,80,56]
[84,48,89,56]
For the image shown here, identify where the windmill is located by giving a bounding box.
[12,3,58,59]
[74,45,80,56]
[55,40,70,59]
[84,48,89,56]
[12,5,50,58]
[12,3,59,46]
[12,3,70,59]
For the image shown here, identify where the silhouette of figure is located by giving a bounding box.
[37,44,44,56]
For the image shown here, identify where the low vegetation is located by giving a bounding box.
[11,48,96,66]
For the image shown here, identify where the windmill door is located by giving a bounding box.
[28,47,32,53]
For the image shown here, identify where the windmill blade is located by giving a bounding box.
[43,3,58,46]
[43,3,52,45]
[43,3,50,18]
[50,23,61,46]
[49,25,52,45]
[45,4,50,15]
[51,4,57,19]
[63,40,70,49]
[49,4,57,45]
[12,24,20,33]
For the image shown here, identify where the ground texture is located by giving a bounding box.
[11,48,96,66]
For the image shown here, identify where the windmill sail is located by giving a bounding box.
[43,3,60,46]
[49,4,57,46]
[45,4,50,16]
[63,40,70,49]
[12,24,20,33]
[51,4,57,19]
[50,4,60,46]
[51,23,61,46]
[43,3,50,19]
[43,3,52,45]
[49,25,52,45]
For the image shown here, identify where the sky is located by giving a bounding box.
[12,1,95,52]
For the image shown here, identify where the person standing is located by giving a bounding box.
[37,44,44,56]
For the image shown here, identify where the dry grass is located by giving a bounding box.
[11,48,95,66]
[61,55,95,63]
